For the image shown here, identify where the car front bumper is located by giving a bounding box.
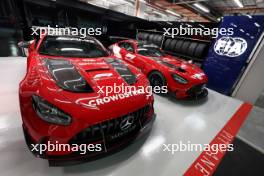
[170,83,208,100]
[23,112,156,166]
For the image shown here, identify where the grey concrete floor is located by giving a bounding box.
[238,106,264,153]
[0,57,255,176]
[238,86,264,153]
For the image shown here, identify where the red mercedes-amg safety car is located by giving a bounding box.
[110,40,208,99]
[19,35,155,165]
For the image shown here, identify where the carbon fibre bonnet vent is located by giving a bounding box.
[44,59,94,93]
[105,58,137,85]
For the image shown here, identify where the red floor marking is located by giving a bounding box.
[183,102,253,176]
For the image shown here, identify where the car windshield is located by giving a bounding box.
[39,36,109,58]
[137,46,165,57]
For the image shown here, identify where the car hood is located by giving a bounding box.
[37,56,151,123]
[149,56,207,81]
[40,56,139,91]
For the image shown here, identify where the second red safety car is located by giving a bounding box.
[110,40,208,99]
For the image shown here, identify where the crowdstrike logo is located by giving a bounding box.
[214,36,247,57]
[76,90,146,109]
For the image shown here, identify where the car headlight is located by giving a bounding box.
[32,95,71,126]
[44,59,93,93]
[171,74,188,84]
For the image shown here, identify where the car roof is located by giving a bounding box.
[121,39,158,48]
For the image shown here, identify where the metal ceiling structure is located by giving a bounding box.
[151,0,264,22]
[81,0,264,22]
[207,0,264,15]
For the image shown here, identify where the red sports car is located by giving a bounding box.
[19,35,155,166]
[110,40,208,99]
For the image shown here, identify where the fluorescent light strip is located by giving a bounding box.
[153,10,164,16]
[193,3,210,13]
[166,10,181,17]
[233,0,244,8]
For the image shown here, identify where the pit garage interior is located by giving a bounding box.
[0,0,264,176]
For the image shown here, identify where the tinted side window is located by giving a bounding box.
[118,42,126,48]
[118,42,134,53]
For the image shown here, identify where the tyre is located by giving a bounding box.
[143,33,149,41]
[152,35,159,44]
[194,43,207,58]
[188,42,198,56]
[148,71,167,89]
[164,39,172,50]
[148,34,154,42]
[169,39,177,51]
[174,40,184,53]
[155,35,163,45]
[181,41,191,54]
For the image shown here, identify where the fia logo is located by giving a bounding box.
[214,37,247,57]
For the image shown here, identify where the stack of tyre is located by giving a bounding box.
[137,32,163,46]
[163,38,208,61]
[137,32,209,62]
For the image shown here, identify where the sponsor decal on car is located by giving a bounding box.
[76,90,146,109]
[191,73,206,80]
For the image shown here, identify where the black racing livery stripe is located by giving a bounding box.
[105,58,137,85]
[151,57,186,72]
[44,59,94,93]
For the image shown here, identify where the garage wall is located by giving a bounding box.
[233,33,264,104]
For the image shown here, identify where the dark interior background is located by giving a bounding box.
[0,0,219,66]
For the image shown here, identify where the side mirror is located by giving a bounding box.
[18,40,35,57]
[18,41,31,48]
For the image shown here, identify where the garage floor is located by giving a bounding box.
[0,57,257,176]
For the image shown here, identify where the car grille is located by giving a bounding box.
[69,105,151,146]
[187,84,206,96]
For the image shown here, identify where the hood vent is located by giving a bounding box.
[105,58,137,85]
[44,59,94,93]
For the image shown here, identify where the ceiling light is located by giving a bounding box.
[153,10,164,17]
[233,0,244,8]
[193,3,210,13]
[166,10,181,17]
